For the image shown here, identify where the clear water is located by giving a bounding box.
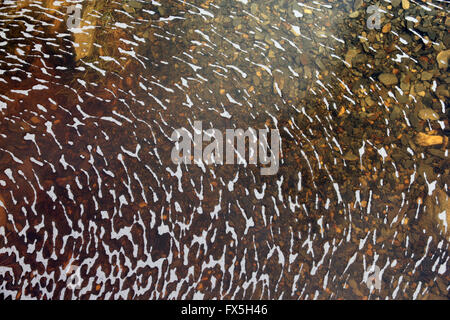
[0,0,448,299]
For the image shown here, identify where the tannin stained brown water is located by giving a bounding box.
[0,0,449,299]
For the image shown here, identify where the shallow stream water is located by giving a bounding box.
[0,0,449,299]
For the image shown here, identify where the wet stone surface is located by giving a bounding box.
[0,0,449,299]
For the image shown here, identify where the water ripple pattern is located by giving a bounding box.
[0,0,448,299]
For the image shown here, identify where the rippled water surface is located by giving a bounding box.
[0,0,449,299]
